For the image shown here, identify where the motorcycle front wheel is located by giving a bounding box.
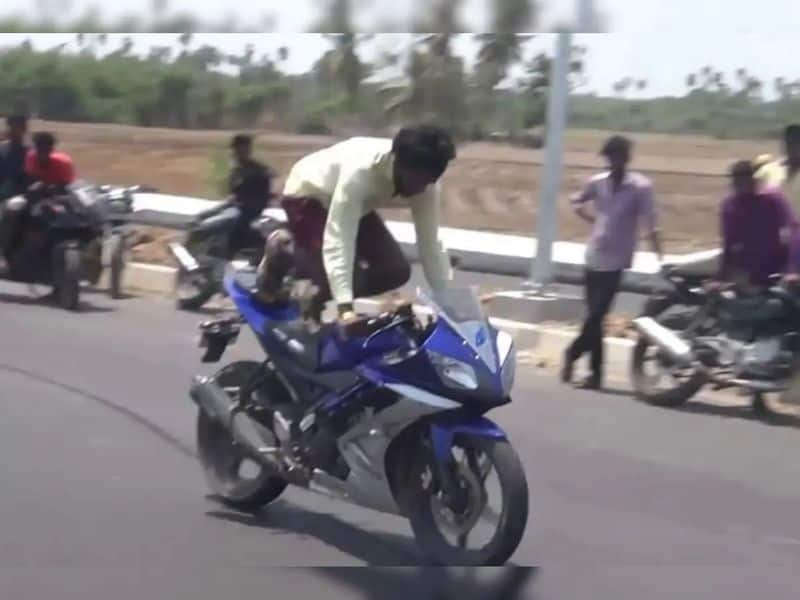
[402,435,529,566]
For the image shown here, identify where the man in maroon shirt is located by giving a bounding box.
[714,160,798,290]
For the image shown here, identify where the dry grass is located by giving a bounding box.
[30,120,778,259]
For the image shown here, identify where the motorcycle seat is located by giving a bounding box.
[720,295,788,324]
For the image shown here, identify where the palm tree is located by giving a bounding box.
[310,1,371,110]
[148,46,172,62]
[474,0,537,86]
[775,77,787,100]
[381,1,468,129]
[116,36,134,57]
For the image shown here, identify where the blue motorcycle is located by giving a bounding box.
[189,264,529,565]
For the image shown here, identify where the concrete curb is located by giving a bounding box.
[122,261,635,372]
[128,195,723,296]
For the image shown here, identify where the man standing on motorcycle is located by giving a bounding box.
[0,115,30,273]
[278,125,455,322]
[713,160,798,290]
[190,134,274,257]
[562,135,663,390]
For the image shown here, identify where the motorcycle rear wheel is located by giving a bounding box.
[631,335,705,407]
[402,435,529,566]
[196,361,288,511]
[107,231,126,299]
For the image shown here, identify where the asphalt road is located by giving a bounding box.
[1,283,799,598]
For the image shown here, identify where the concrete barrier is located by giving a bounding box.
[129,192,722,294]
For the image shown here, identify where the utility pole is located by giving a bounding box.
[526,0,597,289]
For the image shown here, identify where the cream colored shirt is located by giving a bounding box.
[283,137,452,304]
[756,158,800,213]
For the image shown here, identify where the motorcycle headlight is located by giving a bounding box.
[427,351,479,390]
[497,331,516,394]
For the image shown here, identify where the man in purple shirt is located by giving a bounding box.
[562,136,663,389]
[717,160,797,289]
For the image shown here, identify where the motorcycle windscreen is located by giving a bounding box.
[418,286,500,374]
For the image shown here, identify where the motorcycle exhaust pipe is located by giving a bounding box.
[190,376,281,470]
[309,469,350,501]
[168,242,200,273]
[633,317,695,366]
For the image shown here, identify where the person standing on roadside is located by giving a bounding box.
[756,124,800,210]
[562,135,663,390]
[0,115,30,273]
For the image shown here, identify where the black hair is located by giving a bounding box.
[392,125,456,180]
[730,159,755,179]
[784,124,800,143]
[6,114,28,128]
[33,131,56,150]
[231,134,253,148]
[601,135,632,157]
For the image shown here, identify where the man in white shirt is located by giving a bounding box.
[280,125,456,321]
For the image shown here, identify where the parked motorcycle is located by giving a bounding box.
[72,182,145,299]
[168,207,265,311]
[631,274,800,410]
[188,263,529,565]
[629,252,718,406]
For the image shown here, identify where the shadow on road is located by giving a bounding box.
[590,387,636,398]
[85,286,140,301]
[678,400,800,429]
[206,500,422,565]
[0,290,116,313]
[312,566,539,600]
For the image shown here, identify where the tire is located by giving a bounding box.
[196,361,288,512]
[175,268,216,311]
[107,232,125,299]
[631,335,705,407]
[54,243,81,311]
[402,435,529,566]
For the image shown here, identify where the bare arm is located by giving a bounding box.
[640,184,663,260]
[571,179,596,223]
[322,170,368,312]
[411,183,452,293]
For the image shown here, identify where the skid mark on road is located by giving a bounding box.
[0,362,197,460]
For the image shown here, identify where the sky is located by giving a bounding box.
[1,0,800,98]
